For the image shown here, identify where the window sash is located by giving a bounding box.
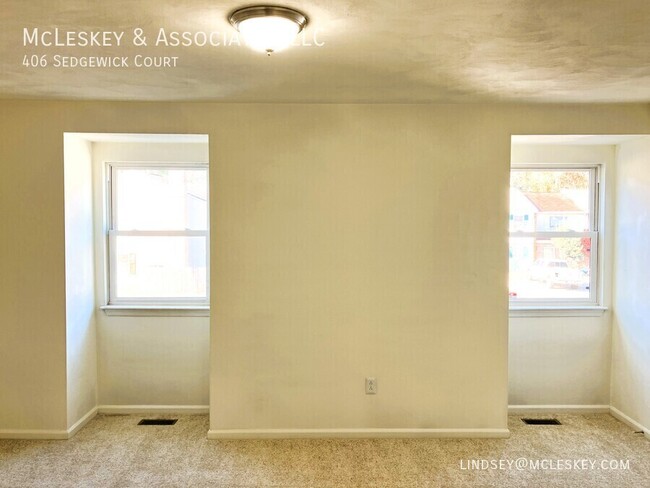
[109,230,208,237]
[510,166,598,232]
[109,163,208,232]
[106,162,209,306]
[509,231,598,307]
[509,165,600,307]
[107,232,209,306]
[509,231,594,239]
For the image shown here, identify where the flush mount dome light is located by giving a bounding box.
[229,5,308,55]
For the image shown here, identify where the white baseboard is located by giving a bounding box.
[4,405,643,441]
[0,407,98,440]
[67,406,98,438]
[97,404,209,415]
[609,406,649,439]
[208,428,510,440]
[0,405,207,440]
[0,429,69,440]
[508,404,610,414]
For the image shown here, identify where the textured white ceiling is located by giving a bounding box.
[512,135,646,145]
[1,0,649,102]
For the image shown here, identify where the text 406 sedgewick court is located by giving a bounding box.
[22,54,179,68]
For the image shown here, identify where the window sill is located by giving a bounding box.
[509,306,608,318]
[100,305,210,317]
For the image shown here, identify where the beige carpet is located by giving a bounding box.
[0,414,648,487]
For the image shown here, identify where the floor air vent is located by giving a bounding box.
[138,419,178,426]
[522,418,561,425]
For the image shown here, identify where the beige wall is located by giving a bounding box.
[91,141,210,407]
[612,136,650,434]
[509,315,611,406]
[210,105,511,433]
[96,317,209,406]
[509,144,616,407]
[0,107,68,432]
[1,101,649,435]
[63,135,98,429]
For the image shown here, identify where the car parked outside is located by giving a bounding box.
[529,259,588,288]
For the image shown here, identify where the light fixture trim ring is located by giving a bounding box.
[228,5,309,33]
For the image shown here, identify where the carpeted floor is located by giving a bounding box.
[0,414,648,487]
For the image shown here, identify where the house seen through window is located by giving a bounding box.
[509,167,599,306]
[107,163,209,306]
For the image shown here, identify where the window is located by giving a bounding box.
[509,167,600,307]
[107,163,209,306]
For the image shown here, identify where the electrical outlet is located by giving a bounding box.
[365,377,377,394]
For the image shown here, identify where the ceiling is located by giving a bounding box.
[512,135,647,145]
[1,0,650,103]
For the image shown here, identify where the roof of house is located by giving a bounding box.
[522,192,583,212]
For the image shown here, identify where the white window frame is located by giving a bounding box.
[106,161,210,307]
[509,164,602,310]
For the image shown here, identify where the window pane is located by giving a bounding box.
[114,168,207,231]
[509,237,591,300]
[510,170,591,232]
[114,236,207,299]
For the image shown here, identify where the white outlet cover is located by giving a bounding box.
[365,377,377,394]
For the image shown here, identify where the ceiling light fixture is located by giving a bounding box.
[229,5,308,56]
